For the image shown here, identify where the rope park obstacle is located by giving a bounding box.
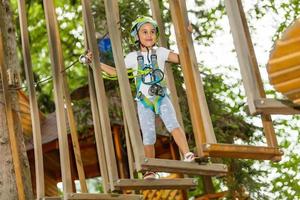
[1,0,299,199]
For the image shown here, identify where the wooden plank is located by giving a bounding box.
[62,66,88,192]
[112,126,126,178]
[269,64,300,85]
[43,0,72,193]
[0,30,26,200]
[169,0,216,158]
[83,24,110,193]
[124,115,135,179]
[225,0,261,113]
[274,76,300,93]
[196,191,227,200]
[294,98,300,104]
[42,197,61,200]
[269,37,300,59]
[81,0,119,190]
[268,52,300,73]
[280,18,300,41]
[254,98,300,115]
[103,0,145,169]
[225,0,279,148]
[114,178,197,190]
[82,8,110,192]
[203,143,282,161]
[17,0,45,198]
[149,0,184,127]
[141,158,227,176]
[64,193,142,200]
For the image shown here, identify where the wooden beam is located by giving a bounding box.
[84,36,110,192]
[62,72,88,192]
[169,0,216,158]
[81,0,119,190]
[224,0,262,113]
[112,126,126,178]
[17,0,45,197]
[196,191,227,200]
[43,0,72,193]
[225,0,279,149]
[268,52,300,73]
[64,193,142,200]
[0,30,26,200]
[42,197,61,200]
[203,143,282,161]
[254,98,300,115]
[269,64,300,85]
[141,158,227,176]
[124,115,135,179]
[269,37,300,59]
[103,0,145,169]
[114,178,197,190]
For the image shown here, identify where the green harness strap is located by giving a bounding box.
[136,49,166,114]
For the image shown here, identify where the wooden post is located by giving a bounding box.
[123,114,135,179]
[149,0,184,127]
[224,0,278,147]
[169,0,216,157]
[17,0,45,198]
[82,11,110,192]
[86,66,110,192]
[62,73,88,193]
[43,0,72,193]
[112,126,126,178]
[81,0,119,190]
[103,0,145,169]
[0,30,26,200]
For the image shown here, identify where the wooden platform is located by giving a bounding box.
[43,193,142,200]
[140,158,227,176]
[254,98,300,115]
[202,143,283,161]
[114,178,197,190]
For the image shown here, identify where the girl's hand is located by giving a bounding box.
[79,51,93,64]
[86,51,93,63]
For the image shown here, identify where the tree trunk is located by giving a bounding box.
[0,0,34,199]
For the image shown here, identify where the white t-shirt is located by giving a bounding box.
[124,46,170,98]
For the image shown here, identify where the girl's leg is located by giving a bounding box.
[137,102,156,158]
[144,145,155,158]
[171,127,189,155]
[160,97,190,155]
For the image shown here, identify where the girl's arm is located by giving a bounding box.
[86,51,117,75]
[100,63,117,76]
[167,51,180,64]
[166,23,193,64]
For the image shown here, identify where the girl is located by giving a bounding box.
[88,16,195,179]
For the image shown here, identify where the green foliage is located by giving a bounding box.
[191,0,226,45]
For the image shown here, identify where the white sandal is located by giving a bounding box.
[143,171,157,180]
[183,152,195,162]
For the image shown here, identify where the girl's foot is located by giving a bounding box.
[143,171,157,180]
[183,152,195,162]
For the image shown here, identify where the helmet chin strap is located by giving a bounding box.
[138,42,151,63]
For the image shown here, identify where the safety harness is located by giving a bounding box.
[135,49,166,114]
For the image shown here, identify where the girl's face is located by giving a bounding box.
[138,23,157,48]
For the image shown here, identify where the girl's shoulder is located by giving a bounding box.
[155,46,170,53]
[125,51,138,59]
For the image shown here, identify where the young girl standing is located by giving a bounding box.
[88,16,195,179]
